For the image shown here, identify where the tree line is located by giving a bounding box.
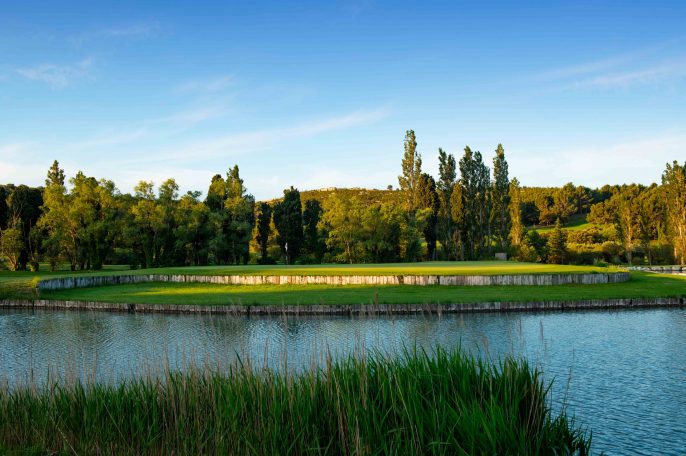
[1,130,685,271]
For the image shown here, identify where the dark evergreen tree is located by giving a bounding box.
[273,186,304,264]
[302,199,325,263]
[417,173,439,260]
[255,202,272,263]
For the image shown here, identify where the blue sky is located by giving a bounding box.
[1,1,685,199]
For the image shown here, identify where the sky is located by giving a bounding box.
[1,0,685,200]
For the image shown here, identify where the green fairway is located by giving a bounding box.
[0,261,612,300]
[39,271,686,306]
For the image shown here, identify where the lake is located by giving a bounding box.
[1,307,684,455]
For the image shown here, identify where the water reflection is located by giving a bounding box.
[0,308,684,455]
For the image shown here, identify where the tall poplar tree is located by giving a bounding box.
[508,178,524,247]
[398,130,422,212]
[437,148,457,259]
[491,144,510,252]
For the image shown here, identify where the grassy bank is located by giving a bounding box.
[0,348,591,455]
[39,271,686,306]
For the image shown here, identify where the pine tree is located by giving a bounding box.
[547,219,568,264]
[46,160,65,187]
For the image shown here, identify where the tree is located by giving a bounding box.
[157,178,180,266]
[46,160,65,187]
[437,148,457,259]
[39,161,69,270]
[223,166,255,265]
[206,166,255,265]
[320,193,364,263]
[553,183,577,223]
[398,130,422,212]
[130,181,162,269]
[547,219,568,264]
[362,203,402,263]
[417,173,439,260]
[174,191,210,266]
[491,144,510,252]
[662,161,686,264]
[302,199,325,263]
[509,178,524,247]
[255,202,273,263]
[458,147,490,259]
[613,185,643,265]
[517,229,547,263]
[7,185,43,270]
[273,186,304,264]
[0,226,23,270]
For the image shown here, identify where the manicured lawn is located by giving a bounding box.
[40,272,686,306]
[148,261,610,276]
[0,261,613,300]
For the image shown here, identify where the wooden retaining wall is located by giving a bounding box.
[36,271,630,291]
[0,296,682,316]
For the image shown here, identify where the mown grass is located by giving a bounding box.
[531,214,597,233]
[40,271,686,306]
[0,347,591,455]
[0,261,613,301]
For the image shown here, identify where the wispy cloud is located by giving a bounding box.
[538,38,686,90]
[576,60,686,88]
[142,107,391,162]
[16,58,93,88]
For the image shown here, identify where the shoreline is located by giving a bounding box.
[1,296,683,315]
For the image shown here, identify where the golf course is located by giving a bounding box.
[2,261,685,308]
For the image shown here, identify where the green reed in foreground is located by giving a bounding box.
[0,348,591,455]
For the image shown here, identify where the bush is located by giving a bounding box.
[567,243,604,265]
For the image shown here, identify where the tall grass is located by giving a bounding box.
[0,348,591,455]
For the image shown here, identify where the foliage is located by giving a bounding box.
[662,161,686,264]
[547,220,569,264]
[273,186,304,264]
[491,144,511,252]
[397,129,422,212]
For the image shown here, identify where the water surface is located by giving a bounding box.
[1,308,684,455]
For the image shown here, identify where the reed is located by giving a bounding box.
[0,348,591,455]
